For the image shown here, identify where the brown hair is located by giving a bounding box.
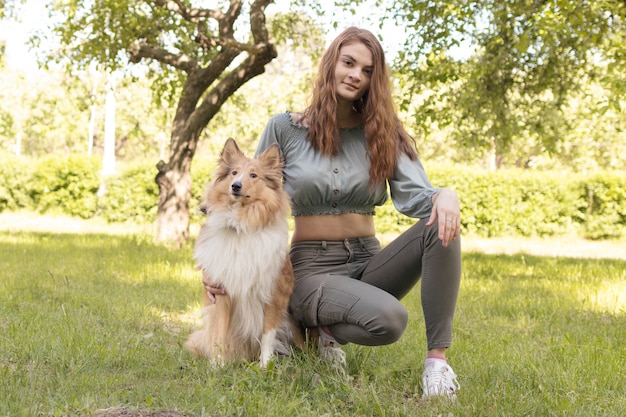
[302,27,418,186]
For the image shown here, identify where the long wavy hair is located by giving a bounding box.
[302,27,418,186]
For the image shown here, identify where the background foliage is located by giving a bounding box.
[1,0,625,243]
[2,154,625,240]
[382,0,626,169]
[1,0,625,171]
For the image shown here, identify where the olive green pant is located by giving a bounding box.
[288,220,461,350]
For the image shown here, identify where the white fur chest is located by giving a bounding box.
[193,210,289,303]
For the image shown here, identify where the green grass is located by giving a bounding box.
[1,231,625,416]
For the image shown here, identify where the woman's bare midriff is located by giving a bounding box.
[291,213,376,243]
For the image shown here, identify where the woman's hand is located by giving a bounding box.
[196,265,226,304]
[426,188,461,248]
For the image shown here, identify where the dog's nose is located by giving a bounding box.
[231,181,242,193]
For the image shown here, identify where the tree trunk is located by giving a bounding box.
[155,121,199,248]
[87,66,100,157]
[101,73,117,176]
[152,0,276,246]
[155,160,192,247]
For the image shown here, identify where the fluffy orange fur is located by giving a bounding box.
[184,138,303,367]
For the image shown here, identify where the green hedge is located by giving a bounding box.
[376,166,626,239]
[0,155,216,225]
[437,167,584,237]
[1,155,624,239]
[31,155,102,218]
[0,155,101,218]
[96,160,161,223]
[0,157,33,211]
[579,173,626,239]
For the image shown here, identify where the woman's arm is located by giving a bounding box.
[427,188,461,248]
[388,153,460,247]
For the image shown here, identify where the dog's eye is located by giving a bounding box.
[231,170,238,176]
[250,173,257,179]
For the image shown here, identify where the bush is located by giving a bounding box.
[447,168,583,237]
[580,173,626,239]
[191,156,217,210]
[95,157,216,225]
[2,155,625,239]
[29,155,101,218]
[429,166,624,239]
[97,161,160,223]
[376,166,625,239]
[0,156,35,212]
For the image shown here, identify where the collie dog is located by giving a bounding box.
[184,138,303,367]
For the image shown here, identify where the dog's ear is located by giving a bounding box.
[258,144,284,187]
[258,144,283,170]
[220,138,244,165]
[213,138,243,182]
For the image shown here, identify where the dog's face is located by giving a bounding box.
[203,138,284,210]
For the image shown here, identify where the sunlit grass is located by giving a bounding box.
[580,281,626,315]
[1,230,625,416]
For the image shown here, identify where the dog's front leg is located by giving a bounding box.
[259,258,295,368]
[259,327,278,368]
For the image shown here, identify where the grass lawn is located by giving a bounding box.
[1,224,625,416]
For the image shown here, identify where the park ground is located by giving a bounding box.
[0,212,626,417]
[1,211,624,261]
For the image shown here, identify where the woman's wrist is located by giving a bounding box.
[431,189,441,204]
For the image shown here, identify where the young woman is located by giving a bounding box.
[206,27,462,399]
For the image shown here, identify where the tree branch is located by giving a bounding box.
[192,1,271,54]
[250,0,272,44]
[148,1,263,55]
[221,0,243,32]
[187,49,272,135]
[128,41,197,72]
[148,0,223,23]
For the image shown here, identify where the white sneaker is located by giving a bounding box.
[317,327,347,371]
[421,359,460,399]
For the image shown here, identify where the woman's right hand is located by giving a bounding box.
[197,266,226,304]
[427,188,461,248]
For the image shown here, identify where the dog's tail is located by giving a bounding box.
[274,315,305,356]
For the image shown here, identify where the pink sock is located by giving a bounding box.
[424,356,447,370]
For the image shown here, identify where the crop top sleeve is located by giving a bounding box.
[255,111,439,219]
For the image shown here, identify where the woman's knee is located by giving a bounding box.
[333,297,409,346]
[373,302,409,344]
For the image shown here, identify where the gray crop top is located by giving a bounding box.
[255,112,438,218]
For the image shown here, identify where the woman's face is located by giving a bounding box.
[334,41,373,104]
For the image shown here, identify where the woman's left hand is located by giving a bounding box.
[426,188,461,248]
